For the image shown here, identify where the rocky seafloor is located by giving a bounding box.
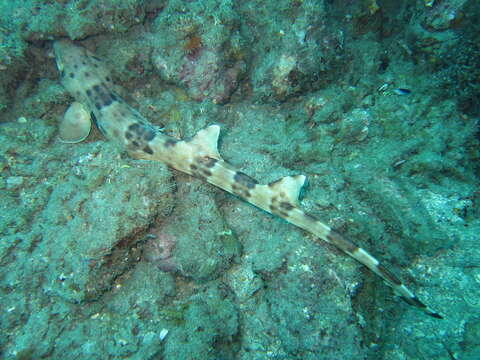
[0,0,479,359]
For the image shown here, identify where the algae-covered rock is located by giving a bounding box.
[165,179,242,281]
[20,140,175,303]
[151,0,246,104]
[1,0,480,359]
[163,283,239,360]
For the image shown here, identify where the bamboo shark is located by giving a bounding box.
[53,39,442,319]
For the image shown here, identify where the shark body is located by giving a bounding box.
[53,39,442,319]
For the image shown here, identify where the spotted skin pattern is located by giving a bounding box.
[53,40,442,319]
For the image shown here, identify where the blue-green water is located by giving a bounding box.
[0,1,479,359]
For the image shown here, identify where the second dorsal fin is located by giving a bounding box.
[267,175,306,206]
[189,125,222,160]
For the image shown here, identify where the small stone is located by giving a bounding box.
[6,176,24,190]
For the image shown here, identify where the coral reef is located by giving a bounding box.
[0,0,479,359]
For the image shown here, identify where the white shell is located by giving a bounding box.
[59,102,92,143]
[158,328,168,341]
[159,328,169,341]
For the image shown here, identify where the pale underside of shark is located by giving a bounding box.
[53,39,442,319]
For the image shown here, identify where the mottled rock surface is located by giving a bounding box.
[1,0,479,359]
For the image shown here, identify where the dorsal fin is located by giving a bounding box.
[267,175,306,206]
[189,125,222,160]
